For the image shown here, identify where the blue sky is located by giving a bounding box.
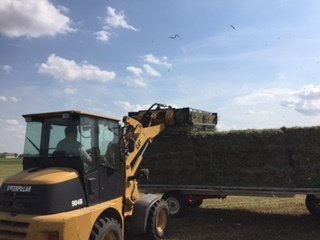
[1,0,320,153]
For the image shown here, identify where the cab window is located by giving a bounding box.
[24,121,42,157]
[98,119,120,171]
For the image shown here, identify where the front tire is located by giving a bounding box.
[90,217,122,240]
[305,194,320,216]
[146,199,169,240]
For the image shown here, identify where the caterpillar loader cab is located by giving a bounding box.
[0,103,176,240]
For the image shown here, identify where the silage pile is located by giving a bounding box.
[142,127,320,188]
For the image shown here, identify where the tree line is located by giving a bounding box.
[0,152,23,158]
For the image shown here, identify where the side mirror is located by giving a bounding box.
[137,168,149,181]
[127,168,149,182]
[128,138,135,153]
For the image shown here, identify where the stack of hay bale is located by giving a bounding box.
[139,108,320,188]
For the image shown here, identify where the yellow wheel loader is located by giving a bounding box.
[0,103,176,240]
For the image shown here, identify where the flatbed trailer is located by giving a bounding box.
[130,107,320,218]
[140,184,320,217]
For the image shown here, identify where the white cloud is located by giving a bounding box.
[95,30,111,42]
[143,64,161,77]
[143,54,172,68]
[133,78,147,87]
[0,0,76,38]
[126,66,143,77]
[39,54,116,83]
[0,96,7,102]
[2,65,12,74]
[126,66,147,87]
[234,91,275,105]
[234,85,320,116]
[104,6,138,31]
[125,54,172,87]
[234,88,293,105]
[295,84,320,100]
[0,119,25,153]
[96,6,138,42]
[114,100,150,112]
[10,97,20,102]
[3,119,25,142]
[0,96,20,102]
[281,84,320,115]
[5,119,19,125]
[64,87,77,94]
[246,109,274,116]
[57,5,69,14]
[124,54,171,86]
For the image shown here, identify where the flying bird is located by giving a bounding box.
[230,25,236,30]
[169,34,181,39]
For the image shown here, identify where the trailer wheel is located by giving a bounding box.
[162,192,186,217]
[305,194,320,216]
[186,199,203,208]
[90,217,122,240]
[146,199,169,240]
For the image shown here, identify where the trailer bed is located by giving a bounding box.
[140,184,320,197]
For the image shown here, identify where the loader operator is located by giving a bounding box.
[56,126,92,164]
[104,134,119,170]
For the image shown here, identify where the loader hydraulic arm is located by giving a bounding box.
[123,104,170,180]
[123,116,164,179]
[122,104,175,211]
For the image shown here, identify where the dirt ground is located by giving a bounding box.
[130,195,319,240]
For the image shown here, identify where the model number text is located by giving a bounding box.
[71,198,83,207]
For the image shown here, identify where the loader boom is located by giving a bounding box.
[121,103,175,214]
[123,116,164,180]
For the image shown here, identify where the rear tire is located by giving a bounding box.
[146,199,169,240]
[162,192,186,217]
[90,217,122,240]
[305,194,320,216]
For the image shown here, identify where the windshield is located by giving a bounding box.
[24,117,82,158]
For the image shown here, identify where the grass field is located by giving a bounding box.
[0,159,318,239]
[0,157,23,183]
[159,196,319,240]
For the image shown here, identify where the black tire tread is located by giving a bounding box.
[90,217,121,240]
[146,199,169,240]
[305,194,320,216]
